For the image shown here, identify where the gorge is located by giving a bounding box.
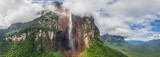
[0,1,127,57]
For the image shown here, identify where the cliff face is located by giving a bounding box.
[0,2,127,57]
[4,8,99,57]
[72,16,98,51]
[55,8,99,56]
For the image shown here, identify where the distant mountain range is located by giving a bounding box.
[127,40,145,45]
[101,34,160,57]
[128,39,160,46]
[101,34,160,46]
[101,34,126,42]
[0,29,6,38]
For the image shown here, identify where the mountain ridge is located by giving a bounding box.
[0,1,127,57]
[101,33,160,57]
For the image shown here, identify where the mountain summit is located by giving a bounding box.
[0,1,127,57]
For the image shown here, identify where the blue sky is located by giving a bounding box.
[151,20,160,32]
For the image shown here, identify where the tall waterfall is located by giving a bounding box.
[68,10,74,51]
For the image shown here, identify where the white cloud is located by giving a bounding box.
[63,0,109,16]
[63,0,160,38]
[107,0,160,17]
[0,0,43,29]
[125,33,160,42]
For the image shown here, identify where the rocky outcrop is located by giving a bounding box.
[5,10,98,57]
[72,16,98,53]
[58,15,99,57]
[6,33,26,41]
[101,34,126,42]
[4,2,100,57]
[0,1,130,57]
[56,7,99,57]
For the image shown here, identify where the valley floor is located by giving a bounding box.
[104,41,160,57]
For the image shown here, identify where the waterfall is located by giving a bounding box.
[68,10,74,51]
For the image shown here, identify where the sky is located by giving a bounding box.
[0,0,160,41]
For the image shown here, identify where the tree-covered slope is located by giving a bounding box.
[0,10,127,57]
[102,34,160,57]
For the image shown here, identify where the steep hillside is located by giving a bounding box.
[101,34,160,57]
[0,2,127,57]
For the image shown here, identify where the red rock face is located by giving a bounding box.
[56,8,72,56]
[3,3,100,56]
[70,16,99,57]
[36,2,100,57]
[56,8,99,57]
[58,8,70,31]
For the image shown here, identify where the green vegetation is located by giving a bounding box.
[81,18,127,57]
[0,14,62,57]
[42,51,63,57]
[104,41,160,57]
[3,41,63,57]
[81,35,128,57]
[2,24,62,57]
[5,29,20,37]
[0,40,11,57]
[0,13,127,57]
